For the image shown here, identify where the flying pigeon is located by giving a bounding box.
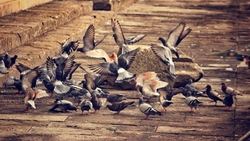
[3,51,18,70]
[80,99,93,115]
[158,22,192,58]
[59,37,80,55]
[136,71,168,100]
[106,94,127,103]
[205,85,223,105]
[221,82,241,96]
[138,97,162,120]
[106,101,135,114]
[88,48,139,83]
[111,18,146,55]
[184,91,203,112]
[77,24,108,53]
[49,99,77,112]
[151,44,176,78]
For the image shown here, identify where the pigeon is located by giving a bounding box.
[106,94,127,103]
[88,48,139,83]
[221,82,241,96]
[3,76,18,88]
[106,101,135,114]
[151,43,176,78]
[136,71,168,100]
[165,87,187,100]
[59,37,80,55]
[158,22,192,58]
[49,99,77,112]
[0,59,8,74]
[77,24,108,53]
[223,93,234,110]
[3,51,18,70]
[24,87,38,111]
[53,80,74,98]
[205,85,223,105]
[184,91,203,112]
[46,54,78,82]
[80,99,93,115]
[138,97,162,120]
[111,18,146,55]
[90,90,102,113]
[183,79,203,97]
[159,95,173,113]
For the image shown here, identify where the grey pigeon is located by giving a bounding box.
[151,43,176,78]
[184,92,203,112]
[77,24,108,53]
[107,94,127,103]
[111,18,146,55]
[223,93,233,110]
[53,80,74,98]
[60,37,80,55]
[205,85,223,105]
[160,96,173,113]
[0,60,8,74]
[158,22,192,58]
[183,79,203,97]
[3,76,17,88]
[71,88,92,102]
[106,101,135,114]
[88,48,139,83]
[138,97,162,120]
[49,99,77,112]
[80,99,93,115]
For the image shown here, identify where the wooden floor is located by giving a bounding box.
[0,0,249,140]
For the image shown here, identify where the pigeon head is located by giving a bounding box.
[68,105,77,111]
[138,97,144,105]
[221,82,226,86]
[205,85,211,89]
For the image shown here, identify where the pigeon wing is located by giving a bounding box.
[83,24,95,51]
[151,44,172,65]
[88,62,118,75]
[167,22,185,47]
[118,48,140,70]
[94,34,108,47]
